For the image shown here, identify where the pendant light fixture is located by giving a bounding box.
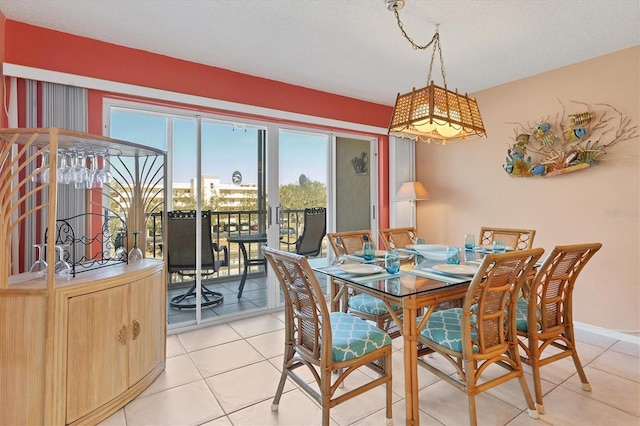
[386,0,487,144]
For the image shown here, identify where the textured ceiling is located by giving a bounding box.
[1,0,638,105]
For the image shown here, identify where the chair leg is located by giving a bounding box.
[571,349,592,391]
[516,373,539,419]
[271,369,288,411]
[528,337,545,414]
[321,365,332,426]
[385,352,393,425]
[467,394,478,426]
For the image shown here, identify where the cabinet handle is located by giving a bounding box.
[118,324,128,345]
[132,319,141,340]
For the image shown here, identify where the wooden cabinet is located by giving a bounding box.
[63,263,165,425]
[0,128,167,425]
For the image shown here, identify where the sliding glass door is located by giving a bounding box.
[107,101,374,331]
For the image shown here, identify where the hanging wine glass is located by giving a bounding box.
[30,149,50,184]
[85,153,99,189]
[96,152,113,185]
[54,245,72,280]
[40,150,50,184]
[57,150,72,184]
[128,231,143,263]
[72,150,88,189]
[30,244,47,278]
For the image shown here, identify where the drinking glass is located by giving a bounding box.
[493,240,506,253]
[385,249,400,274]
[446,247,460,264]
[128,231,144,262]
[414,237,427,245]
[362,238,375,261]
[464,234,475,249]
[54,245,72,280]
[30,244,47,278]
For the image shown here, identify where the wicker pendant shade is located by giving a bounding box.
[388,81,486,144]
[386,0,487,144]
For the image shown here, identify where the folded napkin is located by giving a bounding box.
[401,266,471,284]
[314,265,397,282]
[342,254,384,263]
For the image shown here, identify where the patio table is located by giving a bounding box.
[227,234,268,298]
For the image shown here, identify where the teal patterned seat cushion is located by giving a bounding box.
[419,308,478,353]
[515,297,541,332]
[348,293,400,316]
[330,312,391,362]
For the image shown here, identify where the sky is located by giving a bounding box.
[110,109,327,186]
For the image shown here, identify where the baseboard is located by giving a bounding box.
[574,321,640,345]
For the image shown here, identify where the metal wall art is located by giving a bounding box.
[504,101,637,177]
[351,151,369,175]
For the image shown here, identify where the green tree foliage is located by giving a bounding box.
[170,179,326,212]
[279,179,326,209]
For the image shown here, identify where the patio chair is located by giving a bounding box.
[327,230,402,338]
[417,248,544,426]
[281,207,326,257]
[166,210,229,309]
[515,242,602,414]
[263,247,393,426]
[479,227,536,250]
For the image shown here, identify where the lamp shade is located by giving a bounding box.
[388,82,486,144]
[396,181,430,202]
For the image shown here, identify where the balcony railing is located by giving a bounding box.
[147,209,327,285]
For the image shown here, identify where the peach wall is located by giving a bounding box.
[416,46,640,332]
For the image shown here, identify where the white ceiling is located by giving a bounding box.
[1,0,638,105]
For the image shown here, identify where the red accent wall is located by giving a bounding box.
[0,10,6,127]
[3,19,391,230]
[5,20,393,129]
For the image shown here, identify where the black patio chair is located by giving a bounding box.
[166,210,229,309]
[282,207,326,257]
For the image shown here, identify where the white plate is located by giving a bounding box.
[412,244,448,252]
[432,264,478,276]
[339,264,384,275]
[354,250,387,258]
[414,244,450,261]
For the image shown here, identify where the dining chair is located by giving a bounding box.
[379,227,418,264]
[515,242,602,414]
[166,210,229,309]
[379,226,417,250]
[281,207,327,257]
[263,247,393,426]
[479,227,536,250]
[327,230,402,338]
[417,248,545,426]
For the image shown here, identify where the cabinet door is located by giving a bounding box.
[66,285,129,424]
[128,271,165,386]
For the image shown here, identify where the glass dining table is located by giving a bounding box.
[308,249,482,426]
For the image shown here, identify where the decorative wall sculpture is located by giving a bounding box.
[504,101,637,177]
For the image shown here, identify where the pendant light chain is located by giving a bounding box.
[387,0,487,143]
[392,7,448,87]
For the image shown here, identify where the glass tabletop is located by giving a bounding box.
[308,256,475,298]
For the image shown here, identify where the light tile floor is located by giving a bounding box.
[100,309,640,426]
